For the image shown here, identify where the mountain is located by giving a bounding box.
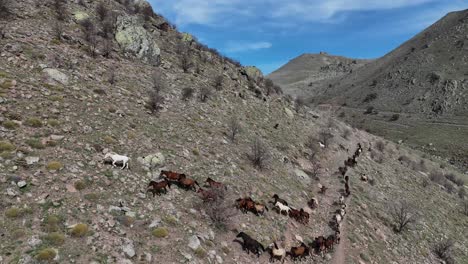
[0,1,467,264]
[269,10,468,169]
[268,52,370,97]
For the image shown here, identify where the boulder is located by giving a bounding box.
[72,11,89,22]
[122,239,136,258]
[139,153,165,169]
[188,235,201,250]
[43,68,69,85]
[294,169,311,184]
[241,66,263,83]
[25,156,39,165]
[115,16,161,66]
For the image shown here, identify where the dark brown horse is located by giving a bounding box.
[160,170,185,181]
[147,179,171,196]
[205,177,226,189]
[178,175,200,191]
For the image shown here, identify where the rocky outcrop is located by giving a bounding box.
[115,15,161,66]
[241,66,263,83]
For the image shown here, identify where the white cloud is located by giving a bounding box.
[224,41,273,53]
[149,0,453,26]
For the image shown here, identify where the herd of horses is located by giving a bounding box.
[125,143,364,262]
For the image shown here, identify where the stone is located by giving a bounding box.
[72,11,89,22]
[25,156,39,165]
[216,255,223,263]
[17,181,27,188]
[115,16,160,66]
[285,108,294,118]
[28,236,42,247]
[43,68,69,85]
[122,239,136,258]
[149,218,161,228]
[294,169,311,184]
[188,235,201,250]
[139,153,165,169]
[6,188,17,197]
[325,253,332,260]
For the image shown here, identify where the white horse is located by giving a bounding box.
[104,153,129,170]
[339,196,345,205]
[274,201,291,215]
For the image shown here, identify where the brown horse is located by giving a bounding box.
[147,179,171,196]
[205,177,226,189]
[287,242,309,260]
[160,170,185,181]
[178,175,200,191]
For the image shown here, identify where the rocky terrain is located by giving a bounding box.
[0,1,467,264]
[268,53,370,98]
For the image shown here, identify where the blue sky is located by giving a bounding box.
[148,0,467,74]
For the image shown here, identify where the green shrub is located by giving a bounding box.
[152,227,168,238]
[25,118,43,127]
[5,207,21,218]
[48,119,60,127]
[44,215,62,232]
[27,138,45,149]
[45,232,65,246]
[0,140,15,152]
[103,136,116,144]
[70,223,89,237]
[74,180,86,191]
[194,247,207,258]
[36,248,57,261]
[46,161,63,171]
[3,120,19,129]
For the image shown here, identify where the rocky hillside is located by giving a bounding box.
[267,53,370,97]
[307,9,468,116]
[0,1,467,264]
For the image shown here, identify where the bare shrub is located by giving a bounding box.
[433,239,454,264]
[398,155,411,165]
[295,97,305,112]
[273,84,283,94]
[389,114,400,121]
[102,38,113,58]
[463,200,468,216]
[247,137,270,169]
[107,68,116,84]
[375,140,385,152]
[180,52,193,73]
[421,178,430,188]
[458,188,466,199]
[80,18,97,43]
[151,70,166,94]
[181,87,194,101]
[102,16,116,39]
[52,21,63,41]
[226,116,241,142]
[264,78,274,95]
[305,135,320,161]
[53,0,67,21]
[198,87,211,102]
[0,0,10,16]
[390,200,417,233]
[146,90,164,114]
[318,130,334,147]
[198,189,235,231]
[370,150,384,164]
[308,161,321,180]
[214,75,224,91]
[429,171,446,185]
[96,2,109,21]
[445,173,464,187]
[342,128,352,139]
[363,93,377,103]
[443,181,455,194]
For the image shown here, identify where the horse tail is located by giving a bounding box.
[195,181,200,187]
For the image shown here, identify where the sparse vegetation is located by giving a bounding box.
[70,223,89,237]
[180,52,193,73]
[318,130,334,147]
[363,93,377,103]
[226,116,241,142]
[96,2,109,21]
[36,248,57,262]
[46,161,63,171]
[198,86,211,102]
[445,173,464,187]
[25,117,43,127]
[247,137,270,169]
[152,227,169,238]
[433,239,454,264]
[27,138,45,149]
[214,74,224,90]
[181,87,194,101]
[390,200,417,233]
[147,90,165,114]
[295,97,305,112]
[151,70,166,94]
[305,134,320,161]
[429,171,446,185]
[53,0,67,21]
[0,140,15,152]
[389,114,400,121]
